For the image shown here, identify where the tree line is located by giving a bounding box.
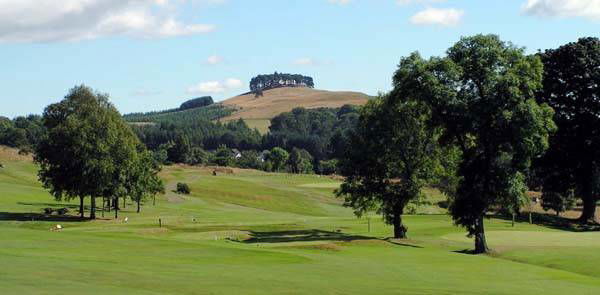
[249,72,315,92]
[336,35,599,254]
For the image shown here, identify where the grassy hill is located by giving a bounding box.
[219,87,371,133]
[2,146,600,294]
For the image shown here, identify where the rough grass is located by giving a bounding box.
[2,146,600,294]
[219,87,371,122]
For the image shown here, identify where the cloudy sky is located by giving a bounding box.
[1,0,599,117]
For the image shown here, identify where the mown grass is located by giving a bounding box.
[2,147,600,294]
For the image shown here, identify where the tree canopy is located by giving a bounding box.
[249,72,314,92]
[393,34,556,253]
[337,95,440,238]
[35,85,163,219]
[534,37,600,223]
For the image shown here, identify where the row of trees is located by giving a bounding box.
[337,35,598,254]
[249,72,315,92]
[35,86,164,219]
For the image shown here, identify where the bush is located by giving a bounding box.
[176,183,191,194]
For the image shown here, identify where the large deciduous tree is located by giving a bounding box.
[35,85,150,219]
[336,95,439,239]
[393,35,556,253]
[535,37,600,223]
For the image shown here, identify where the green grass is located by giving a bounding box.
[241,118,271,134]
[2,148,600,294]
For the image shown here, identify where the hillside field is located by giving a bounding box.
[220,87,371,132]
[2,146,600,294]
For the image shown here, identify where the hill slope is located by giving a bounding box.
[219,87,371,132]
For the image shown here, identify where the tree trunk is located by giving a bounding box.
[392,208,407,239]
[579,193,597,223]
[137,200,141,213]
[123,197,126,209]
[474,216,490,254]
[79,196,84,219]
[114,196,119,219]
[90,197,96,219]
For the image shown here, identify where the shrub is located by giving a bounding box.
[176,182,191,194]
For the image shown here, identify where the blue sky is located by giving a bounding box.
[1,0,598,118]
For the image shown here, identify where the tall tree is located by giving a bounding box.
[536,37,600,223]
[336,95,439,239]
[393,35,556,253]
[35,85,141,219]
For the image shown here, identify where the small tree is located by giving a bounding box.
[237,150,262,169]
[287,148,313,174]
[336,96,440,239]
[266,147,289,172]
[214,145,234,167]
[318,159,339,175]
[542,191,576,216]
[129,149,165,213]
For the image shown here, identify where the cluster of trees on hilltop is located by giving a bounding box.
[337,35,599,254]
[249,72,314,92]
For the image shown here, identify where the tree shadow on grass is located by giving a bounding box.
[384,238,424,248]
[17,202,81,209]
[0,212,88,222]
[493,213,600,232]
[243,229,377,244]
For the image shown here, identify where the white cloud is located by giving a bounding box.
[410,8,464,26]
[328,0,351,5]
[0,0,217,43]
[186,78,243,94]
[205,55,223,65]
[397,0,446,5]
[523,0,600,20]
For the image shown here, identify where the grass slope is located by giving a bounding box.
[2,146,600,294]
[219,87,371,133]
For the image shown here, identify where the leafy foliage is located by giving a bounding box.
[336,95,440,238]
[35,85,158,219]
[249,72,314,92]
[265,106,359,163]
[534,37,600,223]
[0,115,45,151]
[393,35,556,252]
